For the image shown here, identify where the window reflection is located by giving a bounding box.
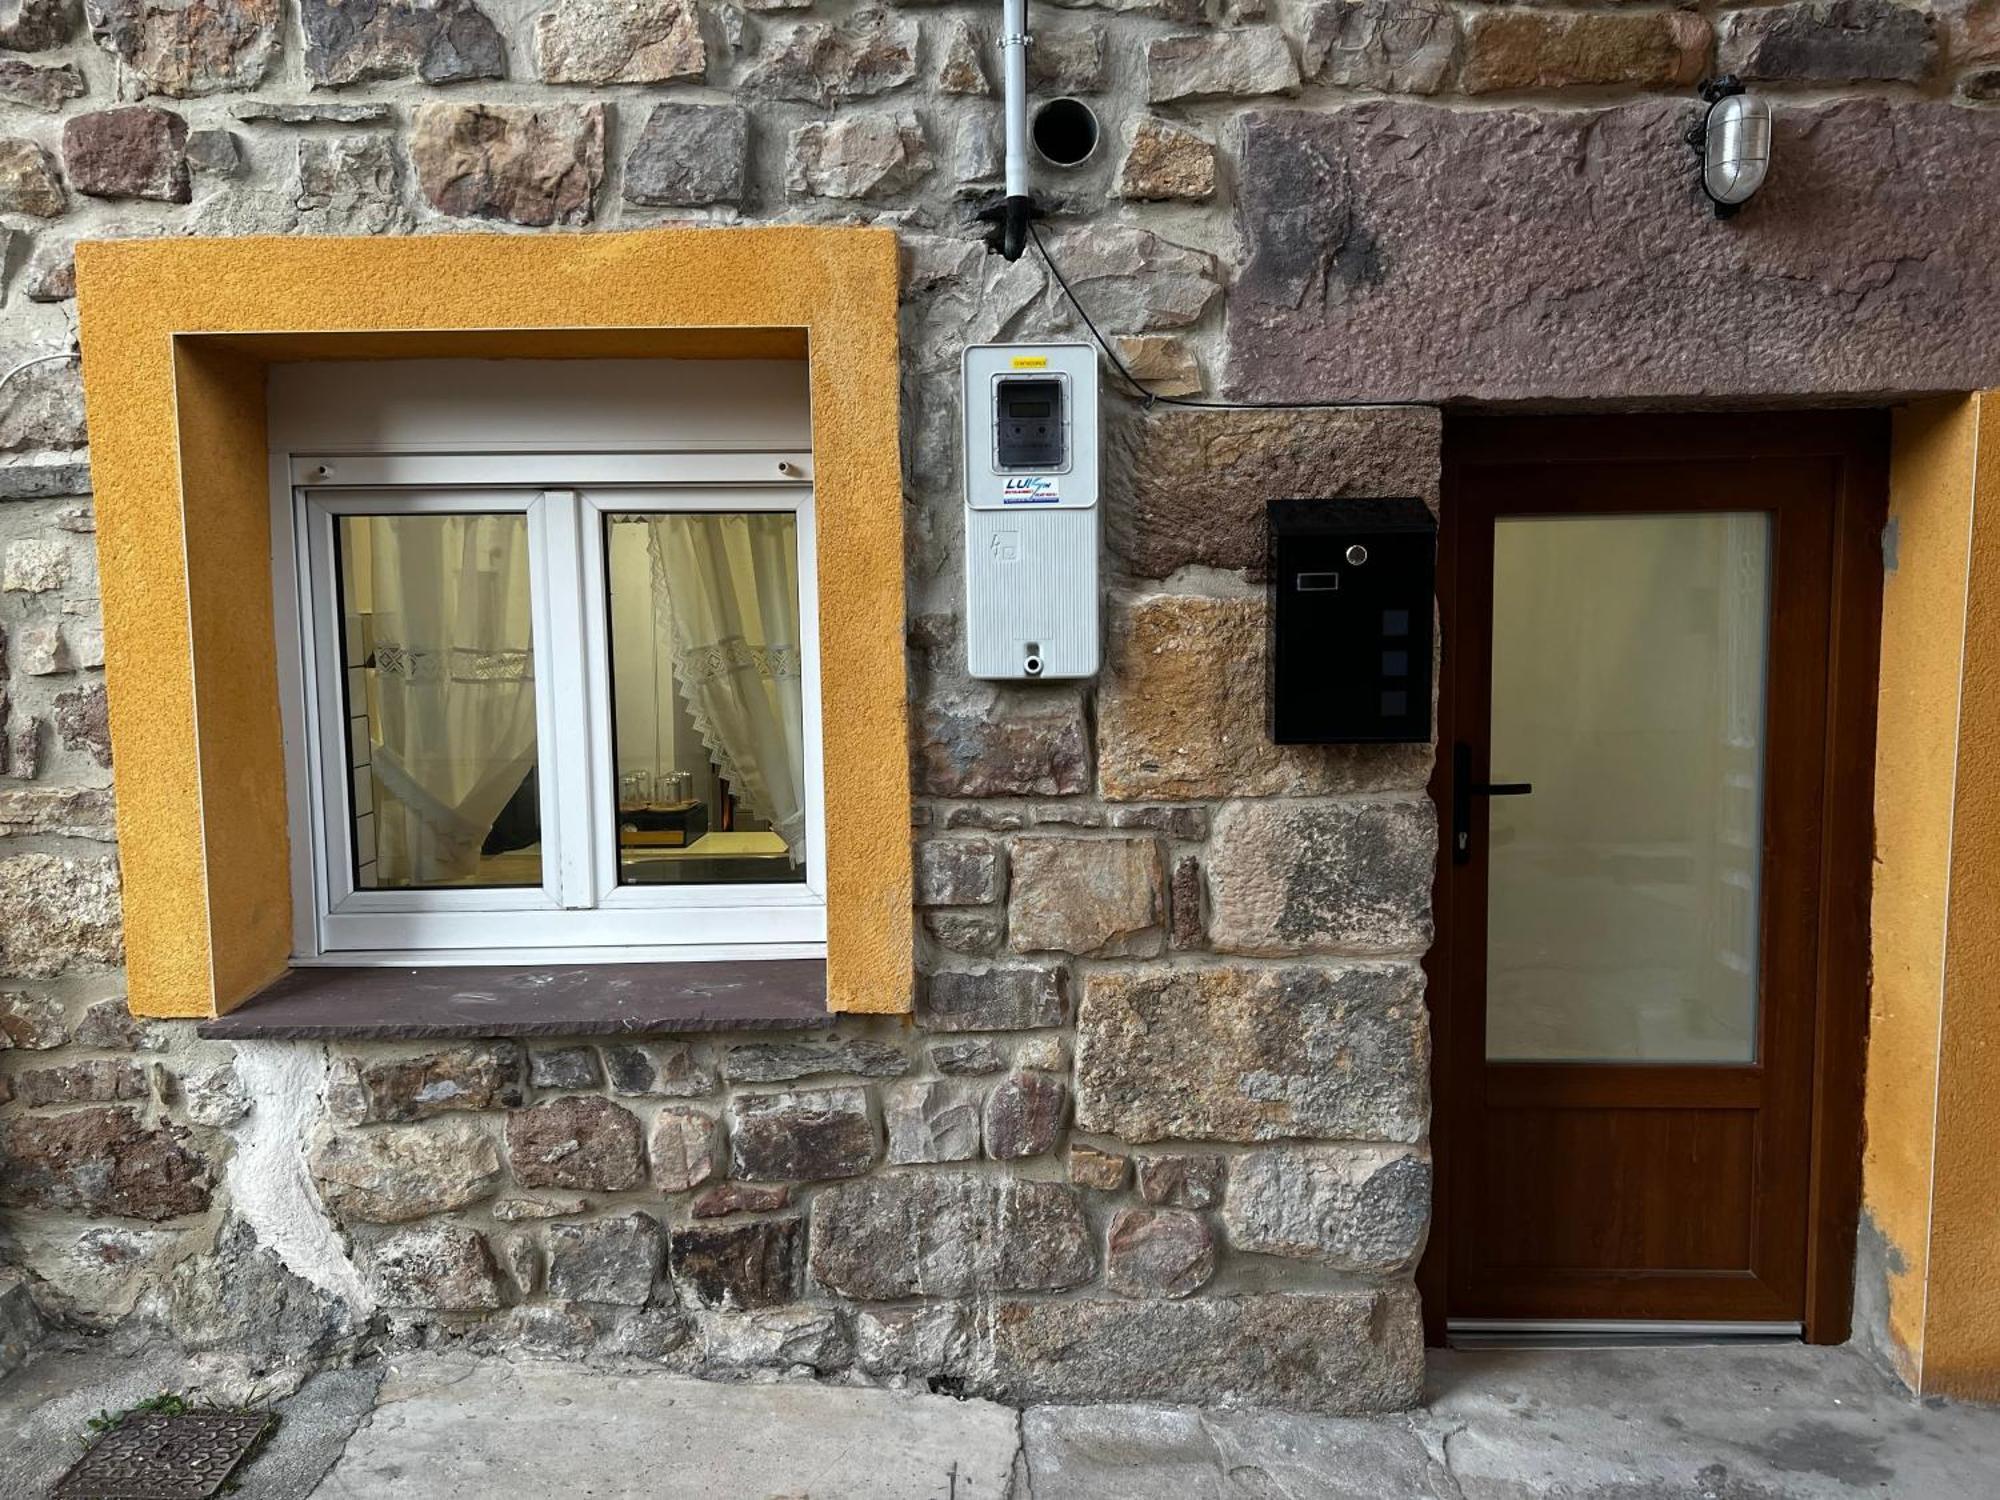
[606,513,806,886]
[336,513,540,889]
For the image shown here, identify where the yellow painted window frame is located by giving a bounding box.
[74,227,912,1018]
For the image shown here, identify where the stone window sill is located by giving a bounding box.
[195,960,831,1040]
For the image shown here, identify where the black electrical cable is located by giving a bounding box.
[1026,220,1417,413]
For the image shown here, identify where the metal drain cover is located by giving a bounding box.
[52,1410,273,1499]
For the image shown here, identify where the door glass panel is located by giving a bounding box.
[335,513,540,889]
[1486,513,1770,1064]
[605,512,807,886]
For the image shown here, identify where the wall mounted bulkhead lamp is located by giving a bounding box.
[1688,76,1772,219]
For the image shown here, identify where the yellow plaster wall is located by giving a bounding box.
[1926,391,2000,1399]
[74,228,912,1017]
[1864,393,2000,1399]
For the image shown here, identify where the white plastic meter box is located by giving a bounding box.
[961,342,1102,681]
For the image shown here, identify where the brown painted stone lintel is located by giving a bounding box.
[198,960,832,1039]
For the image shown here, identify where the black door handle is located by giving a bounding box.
[1452,741,1533,866]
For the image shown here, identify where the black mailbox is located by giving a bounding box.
[1268,497,1435,745]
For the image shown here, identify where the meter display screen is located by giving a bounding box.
[995,377,1065,469]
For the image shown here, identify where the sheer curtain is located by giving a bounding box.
[646,513,807,863]
[363,514,538,885]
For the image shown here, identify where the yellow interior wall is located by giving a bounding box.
[73,228,912,1018]
[1865,394,2000,1399]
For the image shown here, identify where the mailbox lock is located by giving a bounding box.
[1345,543,1369,566]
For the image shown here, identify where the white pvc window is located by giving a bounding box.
[280,455,826,965]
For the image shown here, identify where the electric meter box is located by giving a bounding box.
[962,342,1101,681]
[1268,497,1436,745]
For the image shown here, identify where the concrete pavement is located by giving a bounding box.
[4,1338,1996,1498]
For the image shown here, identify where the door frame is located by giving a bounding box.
[1421,411,1889,1345]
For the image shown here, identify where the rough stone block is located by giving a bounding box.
[1111,405,1441,581]
[671,1216,802,1310]
[930,1038,1007,1074]
[535,0,705,83]
[546,1211,666,1305]
[3,538,68,590]
[327,1043,523,1124]
[1300,0,1455,93]
[54,683,111,765]
[0,853,123,977]
[366,1223,502,1312]
[71,997,140,1050]
[0,138,64,216]
[1106,1208,1215,1298]
[85,0,280,97]
[1098,594,1434,800]
[1169,853,1205,951]
[745,8,917,104]
[1007,837,1167,957]
[0,0,73,51]
[690,1181,789,1218]
[527,1045,600,1091]
[810,1173,1095,1299]
[722,1039,908,1084]
[972,1288,1424,1413]
[1075,963,1429,1143]
[914,693,1092,797]
[506,1096,646,1192]
[649,1105,721,1193]
[604,1041,716,1097]
[688,1305,850,1372]
[1147,26,1300,102]
[1222,1146,1430,1272]
[984,1071,1067,1160]
[1028,22,1107,92]
[1460,10,1709,93]
[0,990,69,1049]
[884,1078,982,1163]
[309,1121,503,1224]
[1033,224,1221,333]
[729,1086,878,1181]
[935,17,988,94]
[924,910,1006,956]
[1115,117,1216,201]
[1226,102,2000,404]
[301,0,504,85]
[624,103,747,207]
[1205,797,1435,957]
[1135,1151,1225,1209]
[62,105,188,201]
[915,838,1005,907]
[1719,0,1936,83]
[1110,335,1202,397]
[1068,1142,1129,1190]
[0,1107,210,1220]
[920,966,1069,1031]
[0,787,115,841]
[12,1058,144,1106]
[411,102,603,227]
[787,110,931,200]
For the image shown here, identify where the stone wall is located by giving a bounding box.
[0,0,1992,1414]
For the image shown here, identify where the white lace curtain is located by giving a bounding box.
[362,514,538,885]
[645,512,807,863]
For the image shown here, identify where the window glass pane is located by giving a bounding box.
[606,512,807,887]
[1485,512,1770,1064]
[336,513,540,890]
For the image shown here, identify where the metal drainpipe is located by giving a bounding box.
[997,0,1032,261]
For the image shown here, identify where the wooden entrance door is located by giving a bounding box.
[1430,415,1885,1336]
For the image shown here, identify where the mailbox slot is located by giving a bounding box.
[1268,497,1435,744]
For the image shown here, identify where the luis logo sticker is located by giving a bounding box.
[1002,476,1061,504]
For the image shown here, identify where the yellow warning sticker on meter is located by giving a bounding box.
[1010,355,1049,369]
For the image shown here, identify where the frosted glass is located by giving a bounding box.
[1485,513,1770,1064]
